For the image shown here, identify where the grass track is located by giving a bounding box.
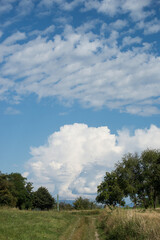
[61,210,101,240]
[0,208,101,240]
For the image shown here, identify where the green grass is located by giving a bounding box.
[0,208,77,240]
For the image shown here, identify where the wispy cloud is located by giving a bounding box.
[0,23,160,115]
[83,0,152,20]
[4,106,21,115]
[137,18,160,35]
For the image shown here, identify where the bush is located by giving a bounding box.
[73,197,97,210]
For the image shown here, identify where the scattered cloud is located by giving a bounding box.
[3,31,26,45]
[16,0,34,16]
[22,171,29,178]
[0,1,159,116]
[109,19,128,30]
[122,36,142,47]
[137,18,160,35]
[0,24,160,115]
[83,0,152,20]
[4,106,21,115]
[29,25,55,37]
[26,123,160,199]
[0,0,15,14]
[0,31,3,38]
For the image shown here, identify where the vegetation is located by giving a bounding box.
[97,149,160,209]
[0,172,55,210]
[0,208,101,240]
[98,207,160,240]
[0,208,77,240]
[1,148,160,239]
[59,201,74,210]
[32,186,55,210]
[73,197,98,210]
[0,172,34,209]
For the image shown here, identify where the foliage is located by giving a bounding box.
[0,172,55,210]
[97,149,160,209]
[7,173,33,209]
[59,201,74,210]
[73,197,97,210]
[0,174,17,207]
[96,171,125,207]
[32,186,55,210]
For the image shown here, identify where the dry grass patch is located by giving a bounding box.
[98,207,160,240]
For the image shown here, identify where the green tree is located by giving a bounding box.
[7,173,30,209]
[59,202,74,210]
[0,174,17,207]
[73,197,96,210]
[140,149,160,209]
[97,149,160,209]
[33,187,55,210]
[115,153,142,207]
[96,171,125,207]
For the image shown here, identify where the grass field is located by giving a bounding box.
[1,207,160,240]
[0,208,101,240]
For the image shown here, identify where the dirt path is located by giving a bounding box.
[61,215,100,240]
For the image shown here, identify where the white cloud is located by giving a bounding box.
[22,172,29,178]
[0,0,15,14]
[109,19,128,30]
[0,31,3,38]
[117,124,160,152]
[26,123,160,199]
[83,0,152,20]
[1,25,160,115]
[29,25,55,37]
[122,36,142,47]
[137,18,160,35]
[4,106,20,115]
[16,0,34,16]
[38,0,82,11]
[3,31,26,45]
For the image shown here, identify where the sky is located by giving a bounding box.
[0,0,160,200]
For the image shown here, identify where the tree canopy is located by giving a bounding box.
[0,172,55,210]
[73,197,97,210]
[96,149,160,209]
[32,187,55,210]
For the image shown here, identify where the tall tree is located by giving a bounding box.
[115,153,142,207]
[7,173,33,209]
[33,187,55,210]
[0,174,17,207]
[97,149,160,209]
[141,149,160,209]
[96,171,125,207]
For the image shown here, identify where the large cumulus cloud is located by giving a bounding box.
[26,123,160,199]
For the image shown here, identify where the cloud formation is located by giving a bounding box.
[0,0,160,116]
[83,0,152,20]
[0,24,160,115]
[26,123,160,199]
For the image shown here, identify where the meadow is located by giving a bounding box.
[1,207,160,240]
[0,208,100,240]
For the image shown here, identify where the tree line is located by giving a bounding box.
[1,149,160,210]
[0,172,98,210]
[0,172,55,210]
[96,149,160,209]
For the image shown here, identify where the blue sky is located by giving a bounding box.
[0,0,160,199]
